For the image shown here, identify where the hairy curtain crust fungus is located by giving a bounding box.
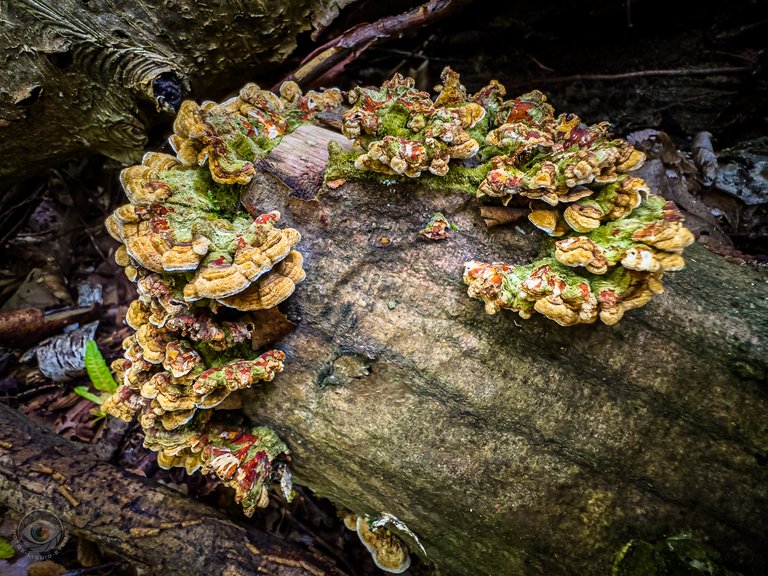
[105,295,294,514]
[342,67,484,178]
[464,259,659,327]
[334,67,693,325]
[141,414,290,517]
[170,82,344,185]
[101,80,347,514]
[419,212,455,240]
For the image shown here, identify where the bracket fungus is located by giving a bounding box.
[336,67,694,325]
[103,82,343,514]
[419,212,455,240]
[342,68,485,178]
[343,514,413,574]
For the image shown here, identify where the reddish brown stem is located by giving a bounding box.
[275,0,472,90]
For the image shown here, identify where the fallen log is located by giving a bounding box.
[0,403,347,576]
[0,0,359,186]
[236,126,768,575]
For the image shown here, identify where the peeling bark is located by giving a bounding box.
[0,403,347,576]
[238,127,768,575]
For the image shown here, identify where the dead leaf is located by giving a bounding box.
[692,131,717,186]
[478,206,529,228]
[699,188,741,230]
[1,268,71,312]
[715,139,768,206]
[250,308,296,350]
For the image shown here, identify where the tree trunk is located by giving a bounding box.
[236,127,768,575]
[0,0,357,186]
[0,403,347,576]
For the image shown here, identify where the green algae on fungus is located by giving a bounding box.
[335,66,693,325]
[171,82,345,185]
[555,195,694,275]
[103,298,290,515]
[463,257,666,327]
[107,152,304,309]
[105,299,286,429]
[137,409,290,517]
[102,79,344,514]
[342,67,488,178]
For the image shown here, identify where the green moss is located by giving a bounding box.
[420,161,492,194]
[160,167,242,218]
[378,104,415,138]
[324,143,383,184]
[194,340,257,368]
[324,142,492,196]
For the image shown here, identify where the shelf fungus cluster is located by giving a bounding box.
[339,68,694,325]
[103,81,342,514]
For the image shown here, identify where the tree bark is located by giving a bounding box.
[0,0,357,186]
[236,127,768,575]
[0,404,347,576]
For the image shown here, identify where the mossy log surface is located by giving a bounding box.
[0,0,356,186]
[242,127,768,575]
[0,403,347,576]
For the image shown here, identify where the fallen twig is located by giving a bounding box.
[508,66,751,88]
[0,305,99,349]
[276,0,472,89]
[0,403,348,576]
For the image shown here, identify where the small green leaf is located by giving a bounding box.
[84,340,118,393]
[0,536,14,559]
[74,385,105,405]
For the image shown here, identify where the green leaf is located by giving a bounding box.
[84,339,118,393]
[74,385,105,405]
[0,536,14,559]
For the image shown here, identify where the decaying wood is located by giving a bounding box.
[0,305,99,348]
[239,126,768,575]
[0,0,359,186]
[0,403,347,576]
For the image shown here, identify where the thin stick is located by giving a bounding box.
[275,0,471,90]
[510,66,750,87]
